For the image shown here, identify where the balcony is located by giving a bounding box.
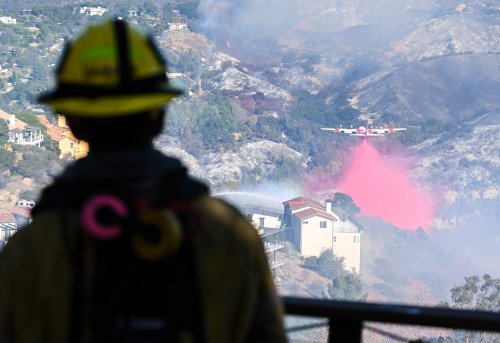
[283,296,500,342]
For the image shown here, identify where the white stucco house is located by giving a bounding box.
[168,22,188,31]
[213,192,285,272]
[1,111,43,147]
[79,6,108,16]
[0,16,17,25]
[283,196,361,273]
[0,200,34,243]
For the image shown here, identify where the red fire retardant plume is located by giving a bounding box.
[338,140,434,231]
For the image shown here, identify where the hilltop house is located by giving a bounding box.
[0,212,16,242]
[37,114,88,159]
[214,192,285,274]
[283,196,361,273]
[0,109,43,147]
[0,199,34,243]
[168,22,188,31]
[167,72,185,79]
[0,16,17,25]
[8,126,44,146]
[79,6,108,16]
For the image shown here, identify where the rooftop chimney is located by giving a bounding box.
[325,199,333,214]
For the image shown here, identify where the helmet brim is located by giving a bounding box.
[38,81,185,117]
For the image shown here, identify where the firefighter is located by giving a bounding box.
[0,19,286,343]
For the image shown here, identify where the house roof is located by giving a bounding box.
[0,212,15,223]
[24,125,41,131]
[12,206,31,219]
[283,196,324,211]
[294,207,337,221]
[0,109,27,130]
[37,115,67,141]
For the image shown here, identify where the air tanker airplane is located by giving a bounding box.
[321,124,407,137]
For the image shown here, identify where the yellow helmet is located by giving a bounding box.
[38,19,184,117]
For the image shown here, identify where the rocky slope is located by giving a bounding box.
[413,112,500,202]
[347,54,500,121]
[157,137,306,188]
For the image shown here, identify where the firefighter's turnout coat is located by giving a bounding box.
[0,148,286,343]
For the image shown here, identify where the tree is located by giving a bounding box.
[12,147,60,183]
[140,2,159,15]
[446,274,500,312]
[303,250,345,280]
[328,272,367,301]
[332,192,360,217]
[303,250,367,301]
[175,2,199,19]
[0,120,9,145]
[196,96,237,148]
[0,148,15,179]
[19,188,41,202]
[438,274,500,342]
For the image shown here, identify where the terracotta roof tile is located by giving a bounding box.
[294,208,337,221]
[293,208,317,220]
[284,196,324,211]
[0,212,15,223]
[12,206,31,218]
[37,115,67,141]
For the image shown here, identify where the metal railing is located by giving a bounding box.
[283,296,500,342]
[264,242,285,253]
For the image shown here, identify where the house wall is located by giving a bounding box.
[299,216,333,257]
[285,198,362,273]
[57,115,67,127]
[291,215,302,252]
[12,214,29,228]
[59,133,89,159]
[80,7,108,16]
[0,223,17,240]
[247,213,281,229]
[333,232,361,273]
[0,17,17,24]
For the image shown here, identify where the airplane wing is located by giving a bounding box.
[321,128,357,134]
[350,133,384,136]
[371,127,407,134]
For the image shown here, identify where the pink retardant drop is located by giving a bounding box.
[338,140,434,231]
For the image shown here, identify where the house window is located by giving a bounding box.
[303,221,308,224]
[320,221,327,228]
[70,142,74,149]
[333,236,336,242]
[353,236,359,243]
